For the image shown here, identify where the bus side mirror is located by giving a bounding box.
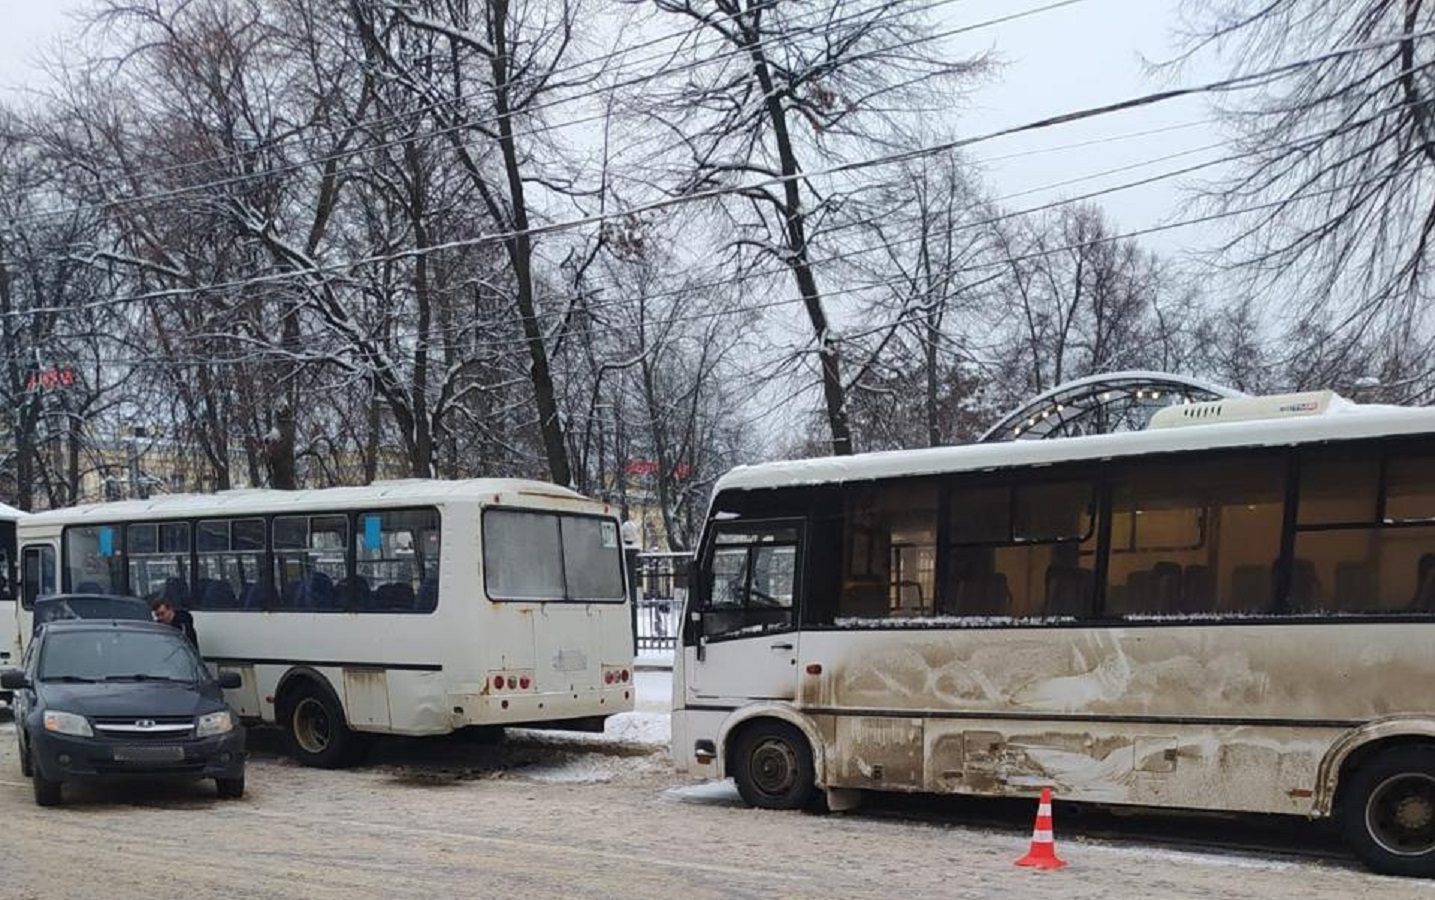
[216,671,242,690]
[0,669,30,690]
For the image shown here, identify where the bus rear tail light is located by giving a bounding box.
[604,671,615,685]
[490,672,535,693]
[620,669,630,683]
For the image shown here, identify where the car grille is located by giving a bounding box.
[91,716,194,740]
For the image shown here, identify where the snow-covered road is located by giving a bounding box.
[0,670,1428,897]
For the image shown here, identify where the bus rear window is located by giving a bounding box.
[483,510,625,602]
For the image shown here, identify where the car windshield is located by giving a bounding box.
[37,630,207,683]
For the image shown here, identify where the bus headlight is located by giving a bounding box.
[43,711,93,737]
[196,711,234,737]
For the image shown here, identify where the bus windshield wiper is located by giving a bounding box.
[102,674,185,682]
[40,674,101,683]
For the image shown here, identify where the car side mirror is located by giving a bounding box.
[0,669,31,690]
[216,670,242,690]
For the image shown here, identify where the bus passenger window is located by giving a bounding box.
[1107,456,1285,617]
[943,479,1095,620]
[22,545,56,609]
[841,481,937,620]
[197,518,267,610]
[357,510,439,613]
[1293,451,1435,614]
[63,526,126,596]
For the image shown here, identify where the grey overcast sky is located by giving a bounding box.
[0,0,1219,256]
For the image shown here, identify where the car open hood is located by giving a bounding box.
[36,681,226,719]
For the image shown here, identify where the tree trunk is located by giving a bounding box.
[489,0,572,485]
[743,31,852,455]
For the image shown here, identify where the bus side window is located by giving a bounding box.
[22,545,56,610]
[700,526,799,638]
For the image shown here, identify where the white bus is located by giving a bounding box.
[15,479,635,766]
[673,391,1435,877]
[0,502,21,675]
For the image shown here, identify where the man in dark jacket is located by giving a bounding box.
[150,598,199,650]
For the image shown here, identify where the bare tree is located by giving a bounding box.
[634,0,986,455]
[840,152,997,448]
[1180,0,1435,340]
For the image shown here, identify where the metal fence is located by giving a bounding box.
[632,551,689,652]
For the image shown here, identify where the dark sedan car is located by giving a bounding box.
[2,620,245,806]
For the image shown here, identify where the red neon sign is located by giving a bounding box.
[26,367,77,392]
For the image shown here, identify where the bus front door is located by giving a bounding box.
[684,524,801,703]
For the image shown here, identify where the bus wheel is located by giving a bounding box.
[282,681,362,769]
[1344,745,1435,877]
[733,721,816,811]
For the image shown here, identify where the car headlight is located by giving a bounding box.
[195,710,233,738]
[42,711,93,737]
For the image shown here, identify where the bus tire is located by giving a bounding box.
[732,721,817,811]
[1343,744,1435,877]
[280,680,364,769]
[17,736,31,778]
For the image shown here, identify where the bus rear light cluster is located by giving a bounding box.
[602,668,631,685]
[490,672,534,692]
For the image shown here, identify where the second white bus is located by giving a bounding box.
[16,479,636,766]
[674,392,1435,877]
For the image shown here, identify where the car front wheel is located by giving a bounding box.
[215,775,245,799]
[31,766,61,807]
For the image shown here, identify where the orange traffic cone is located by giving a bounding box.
[1014,787,1067,870]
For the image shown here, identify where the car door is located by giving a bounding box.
[684,520,804,704]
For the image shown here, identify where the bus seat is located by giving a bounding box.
[838,582,888,618]
[162,576,191,608]
[282,579,303,608]
[1125,570,1153,612]
[1105,584,1129,615]
[241,581,274,610]
[1412,554,1435,612]
[1229,565,1271,612]
[375,582,415,610]
[199,578,237,609]
[1287,558,1321,611]
[302,572,338,610]
[1182,565,1214,612]
[1334,561,1376,611]
[416,577,438,612]
[1151,562,1183,612]
[956,573,1009,617]
[1044,566,1092,617]
[338,575,371,609]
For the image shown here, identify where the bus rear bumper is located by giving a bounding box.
[447,687,635,728]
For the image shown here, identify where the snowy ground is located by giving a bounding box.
[0,669,1431,897]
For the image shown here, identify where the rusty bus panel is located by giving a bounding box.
[831,716,924,790]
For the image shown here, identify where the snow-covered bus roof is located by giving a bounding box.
[0,502,23,520]
[716,402,1435,494]
[19,478,599,525]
